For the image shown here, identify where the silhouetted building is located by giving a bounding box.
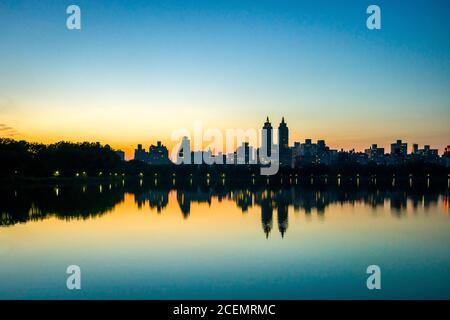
[292,139,337,167]
[148,141,170,164]
[278,117,291,167]
[262,117,273,158]
[115,150,125,161]
[134,144,148,162]
[278,117,288,149]
[444,146,450,167]
[365,144,385,164]
[391,140,408,157]
[410,144,440,164]
[134,141,170,164]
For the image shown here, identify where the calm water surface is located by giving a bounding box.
[1,179,449,299]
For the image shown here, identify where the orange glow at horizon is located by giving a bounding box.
[2,108,449,161]
[7,129,450,161]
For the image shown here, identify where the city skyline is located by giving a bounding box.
[2,115,449,161]
[5,119,450,161]
[129,117,449,168]
[1,0,449,159]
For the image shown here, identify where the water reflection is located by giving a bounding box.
[1,179,448,238]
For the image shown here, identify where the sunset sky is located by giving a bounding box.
[1,0,449,159]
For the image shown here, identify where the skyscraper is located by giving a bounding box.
[278,117,291,167]
[391,140,408,157]
[134,144,148,162]
[278,117,289,150]
[262,117,273,157]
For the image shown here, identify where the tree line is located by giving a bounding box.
[0,138,122,177]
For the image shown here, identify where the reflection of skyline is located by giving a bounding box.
[1,180,448,237]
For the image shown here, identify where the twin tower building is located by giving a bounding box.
[175,117,292,167]
[135,117,293,167]
[262,116,291,167]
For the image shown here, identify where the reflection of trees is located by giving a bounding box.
[0,184,124,226]
[1,180,448,238]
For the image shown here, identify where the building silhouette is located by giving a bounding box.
[365,144,385,165]
[278,117,288,150]
[262,117,273,158]
[115,150,125,161]
[149,141,170,164]
[278,117,292,167]
[391,140,408,157]
[134,141,170,164]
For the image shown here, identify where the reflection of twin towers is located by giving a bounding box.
[134,188,290,238]
[257,191,289,238]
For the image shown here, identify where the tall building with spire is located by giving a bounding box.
[262,116,273,157]
[278,117,291,167]
[278,117,289,150]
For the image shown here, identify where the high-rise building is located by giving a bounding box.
[317,140,326,151]
[262,117,273,157]
[391,140,408,157]
[278,117,289,150]
[134,142,170,164]
[134,144,148,162]
[115,150,125,161]
[365,144,385,164]
[444,146,450,167]
[148,141,169,164]
[278,117,291,167]
[412,144,439,163]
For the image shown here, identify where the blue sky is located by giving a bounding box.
[0,0,449,155]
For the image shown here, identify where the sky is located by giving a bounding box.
[0,0,449,159]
